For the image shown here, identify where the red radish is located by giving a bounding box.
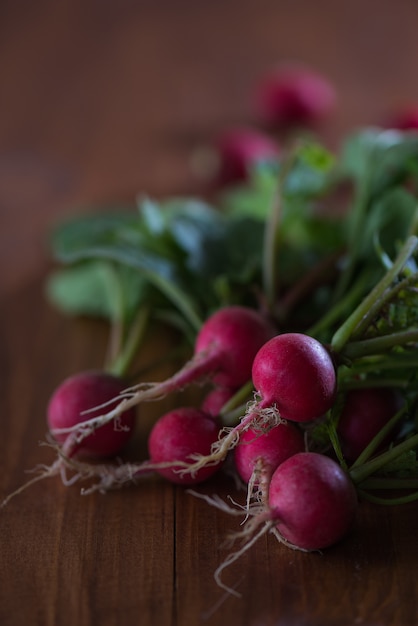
[385,105,418,130]
[1,370,136,505]
[182,333,337,475]
[193,306,274,388]
[234,422,305,488]
[47,370,135,458]
[251,333,337,422]
[268,452,357,550]
[147,407,223,485]
[201,386,236,419]
[254,62,336,129]
[56,306,274,457]
[337,387,400,463]
[206,451,357,596]
[28,407,224,495]
[211,127,280,187]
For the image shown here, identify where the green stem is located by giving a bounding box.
[338,352,418,376]
[219,380,254,426]
[145,271,203,333]
[103,262,126,369]
[107,306,150,378]
[262,153,296,313]
[307,269,372,338]
[359,477,418,490]
[331,236,418,354]
[356,489,418,505]
[263,182,283,313]
[331,175,370,304]
[339,376,418,391]
[350,270,418,341]
[341,328,418,360]
[349,432,418,484]
[278,249,341,322]
[349,404,409,469]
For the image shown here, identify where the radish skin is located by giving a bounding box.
[148,407,223,485]
[234,422,305,500]
[251,333,337,423]
[254,62,336,129]
[212,127,280,187]
[268,452,358,550]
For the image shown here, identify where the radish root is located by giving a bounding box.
[179,400,284,477]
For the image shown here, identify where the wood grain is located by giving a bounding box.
[1,1,418,625]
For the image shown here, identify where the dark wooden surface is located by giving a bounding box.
[1,2,418,625]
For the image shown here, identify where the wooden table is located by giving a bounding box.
[1,2,418,624]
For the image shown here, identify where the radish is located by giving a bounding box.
[54,306,274,457]
[268,452,358,550]
[41,406,225,494]
[211,126,280,187]
[182,332,337,476]
[1,370,136,506]
[201,386,237,419]
[385,105,418,131]
[251,333,337,422]
[253,62,336,129]
[337,387,401,463]
[47,370,136,458]
[234,422,305,497]
[197,451,357,596]
[147,407,223,485]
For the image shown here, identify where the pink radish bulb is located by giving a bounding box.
[251,333,337,422]
[47,370,135,458]
[201,386,236,419]
[269,452,357,550]
[212,127,280,187]
[234,422,305,485]
[385,105,418,130]
[254,62,336,129]
[148,407,223,485]
[193,306,274,389]
[337,387,401,463]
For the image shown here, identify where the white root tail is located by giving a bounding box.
[179,401,284,478]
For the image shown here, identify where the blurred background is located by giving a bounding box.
[2,0,418,296]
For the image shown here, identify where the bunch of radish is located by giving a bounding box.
[4,58,418,600]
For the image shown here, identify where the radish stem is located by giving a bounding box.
[331,236,418,353]
[349,432,418,484]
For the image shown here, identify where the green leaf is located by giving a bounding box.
[46,262,118,319]
[45,260,148,323]
[359,186,418,261]
[339,128,418,196]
